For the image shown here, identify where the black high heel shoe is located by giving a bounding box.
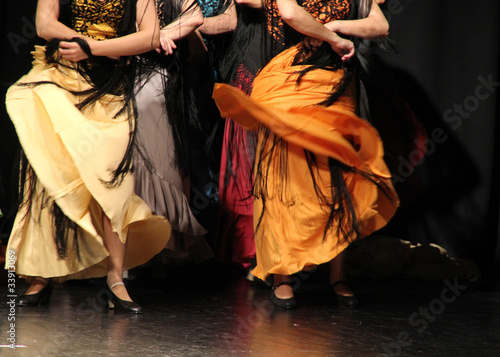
[270,282,297,310]
[17,278,53,307]
[331,281,359,308]
[107,282,143,314]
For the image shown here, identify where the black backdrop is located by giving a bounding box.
[1,1,499,273]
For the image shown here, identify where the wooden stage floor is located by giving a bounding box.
[1,262,499,357]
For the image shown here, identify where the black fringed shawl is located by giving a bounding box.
[18,0,141,260]
[252,0,394,244]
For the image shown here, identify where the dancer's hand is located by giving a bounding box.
[59,41,89,61]
[158,32,177,55]
[329,36,355,62]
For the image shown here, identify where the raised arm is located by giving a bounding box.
[275,0,354,61]
[198,1,237,35]
[37,0,160,61]
[325,1,389,39]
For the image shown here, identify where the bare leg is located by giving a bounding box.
[329,250,353,297]
[102,214,132,302]
[273,274,294,299]
[24,277,49,295]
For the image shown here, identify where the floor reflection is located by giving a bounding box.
[1,266,499,357]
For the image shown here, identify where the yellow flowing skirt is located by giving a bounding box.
[213,45,399,280]
[5,46,171,281]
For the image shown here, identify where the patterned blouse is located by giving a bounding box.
[198,0,222,17]
[265,0,352,46]
[71,0,126,40]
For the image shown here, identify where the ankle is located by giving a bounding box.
[33,277,49,284]
[273,274,291,285]
[107,274,123,288]
[107,278,132,302]
[26,277,50,294]
[107,280,125,290]
[106,273,123,287]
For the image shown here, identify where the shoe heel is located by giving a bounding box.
[39,284,53,306]
[104,289,115,309]
[106,283,143,314]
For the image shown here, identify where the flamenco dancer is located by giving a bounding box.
[213,0,398,309]
[213,0,265,274]
[5,0,171,313]
[133,0,213,264]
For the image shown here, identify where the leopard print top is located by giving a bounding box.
[265,0,352,47]
[71,0,126,40]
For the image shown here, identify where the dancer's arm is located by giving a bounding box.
[36,0,89,40]
[161,0,204,42]
[276,0,354,61]
[91,0,160,56]
[158,0,204,54]
[325,1,389,39]
[37,0,160,60]
[198,1,238,35]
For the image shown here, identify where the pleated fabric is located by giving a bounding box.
[5,46,171,281]
[133,70,212,262]
[213,44,399,280]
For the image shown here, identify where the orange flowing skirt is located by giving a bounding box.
[213,45,399,280]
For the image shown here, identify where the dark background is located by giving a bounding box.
[1,1,499,274]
